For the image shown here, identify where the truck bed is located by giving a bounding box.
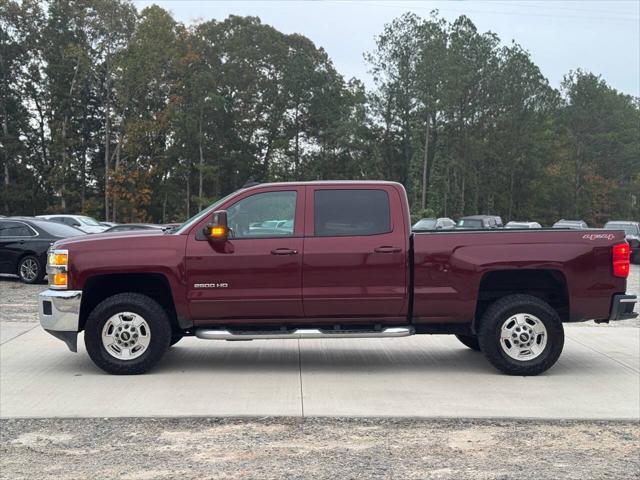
[411,229,627,325]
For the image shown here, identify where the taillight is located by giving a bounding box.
[612,242,630,278]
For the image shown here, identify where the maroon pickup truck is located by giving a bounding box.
[38,181,637,375]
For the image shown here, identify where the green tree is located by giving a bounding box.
[561,70,640,224]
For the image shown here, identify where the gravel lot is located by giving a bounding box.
[0,276,42,323]
[1,267,639,479]
[1,417,639,480]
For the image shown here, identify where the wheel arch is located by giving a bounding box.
[473,269,569,331]
[79,272,187,333]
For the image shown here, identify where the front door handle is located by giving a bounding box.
[374,246,401,254]
[271,248,298,255]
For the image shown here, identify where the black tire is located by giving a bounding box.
[17,255,45,284]
[632,251,640,265]
[455,334,481,351]
[169,332,184,347]
[84,293,171,375]
[477,294,564,376]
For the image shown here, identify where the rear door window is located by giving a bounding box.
[314,189,391,237]
[0,221,34,237]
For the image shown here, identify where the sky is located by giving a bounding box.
[132,0,640,97]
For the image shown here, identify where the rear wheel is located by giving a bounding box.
[84,293,171,375]
[477,294,564,376]
[455,334,481,351]
[18,255,44,284]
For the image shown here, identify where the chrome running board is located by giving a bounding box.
[195,326,415,341]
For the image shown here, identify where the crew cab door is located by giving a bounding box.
[185,187,305,323]
[302,185,409,321]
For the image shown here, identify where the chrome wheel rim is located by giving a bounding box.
[20,258,38,281]
[500,313,547,361]
[101,312,151,360]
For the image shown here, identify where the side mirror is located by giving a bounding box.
[436,225,442,230]
[203,210,229,242]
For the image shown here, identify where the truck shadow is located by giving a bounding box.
[42,347,493,376]
[155,342,492,374]
[149,343,622,377]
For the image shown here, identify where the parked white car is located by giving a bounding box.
[36,214,109,234]
[505,221,542,229]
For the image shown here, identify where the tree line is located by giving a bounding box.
[1,1,638,225]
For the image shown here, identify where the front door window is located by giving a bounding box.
[227,191,297,238]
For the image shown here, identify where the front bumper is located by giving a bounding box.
[39,289,82,352]
[608,294,638,321]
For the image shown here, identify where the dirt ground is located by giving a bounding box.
[1,417,639,480]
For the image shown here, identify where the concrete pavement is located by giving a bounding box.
[1,324,638,419]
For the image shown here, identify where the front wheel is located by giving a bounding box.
[84,293,172,375]
[18,255,44,284]
[477,294,564,376]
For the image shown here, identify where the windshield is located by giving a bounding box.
[413,219,436,230]
[79,216,101,226]
[605,224,638,235]
[457,219,483,228]
[174,191,238,234]
[37,221,86,237]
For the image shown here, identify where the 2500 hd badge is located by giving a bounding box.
[194,283,229,289]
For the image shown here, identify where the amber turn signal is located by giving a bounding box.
[209,226,227,238]
[51,272,68,287]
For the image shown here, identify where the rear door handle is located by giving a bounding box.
[271,248,298,255]
[374,246,401,254]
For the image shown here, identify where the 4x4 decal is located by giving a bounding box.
[582,233,616,241]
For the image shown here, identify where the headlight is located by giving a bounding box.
[47,249,68,289]
[48,251,68,266]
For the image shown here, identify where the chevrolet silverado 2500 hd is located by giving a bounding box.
[38,181,637,375]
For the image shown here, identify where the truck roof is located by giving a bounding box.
[241,180,404,189]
